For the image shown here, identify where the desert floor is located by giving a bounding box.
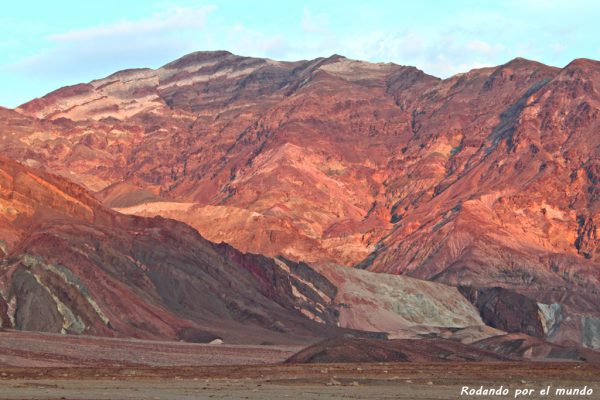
[1,363,600,400]
[1,331,600,399]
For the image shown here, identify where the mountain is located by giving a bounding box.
[0,154,339,343]
[2,51,599,348]
[0,155,486,343]
[7,52,440,265]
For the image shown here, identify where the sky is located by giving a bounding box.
[1,0,598,107]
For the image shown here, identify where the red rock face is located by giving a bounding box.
[0,156,485,343]
[8,54,597,269]
[7,53,440,265]
[2,52,600,347]
[0,156,350,343]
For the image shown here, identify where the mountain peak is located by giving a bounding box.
[327,53,347,61]
[162,50,236,69]
[563,57,600,71]
[501,57,552,70]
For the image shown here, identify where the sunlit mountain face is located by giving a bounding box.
[0,51,599,354]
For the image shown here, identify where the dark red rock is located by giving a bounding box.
[474,333,600,362]
[458,287,545,338]
[286,337,512,363]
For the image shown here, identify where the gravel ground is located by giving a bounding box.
[1,363,600,400]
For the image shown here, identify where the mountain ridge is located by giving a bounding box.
[15,52,565,112]
[1,50,599,348]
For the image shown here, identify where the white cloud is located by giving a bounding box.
[48,6,214,42]
[10,6,215,80]
[335,30,503,77]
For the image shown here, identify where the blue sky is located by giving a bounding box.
[1,0,598,107]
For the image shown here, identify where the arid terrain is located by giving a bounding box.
[2,329,600,399]
[1,53,598,348]
[0,330,300,367]
[1,362,600,400]
[0,50,599,399]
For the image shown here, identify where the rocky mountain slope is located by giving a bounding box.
[0,156,486,343]
[1,51,599,348]
[0,156,339,343]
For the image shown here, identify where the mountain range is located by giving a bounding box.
[0,51,598,355]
